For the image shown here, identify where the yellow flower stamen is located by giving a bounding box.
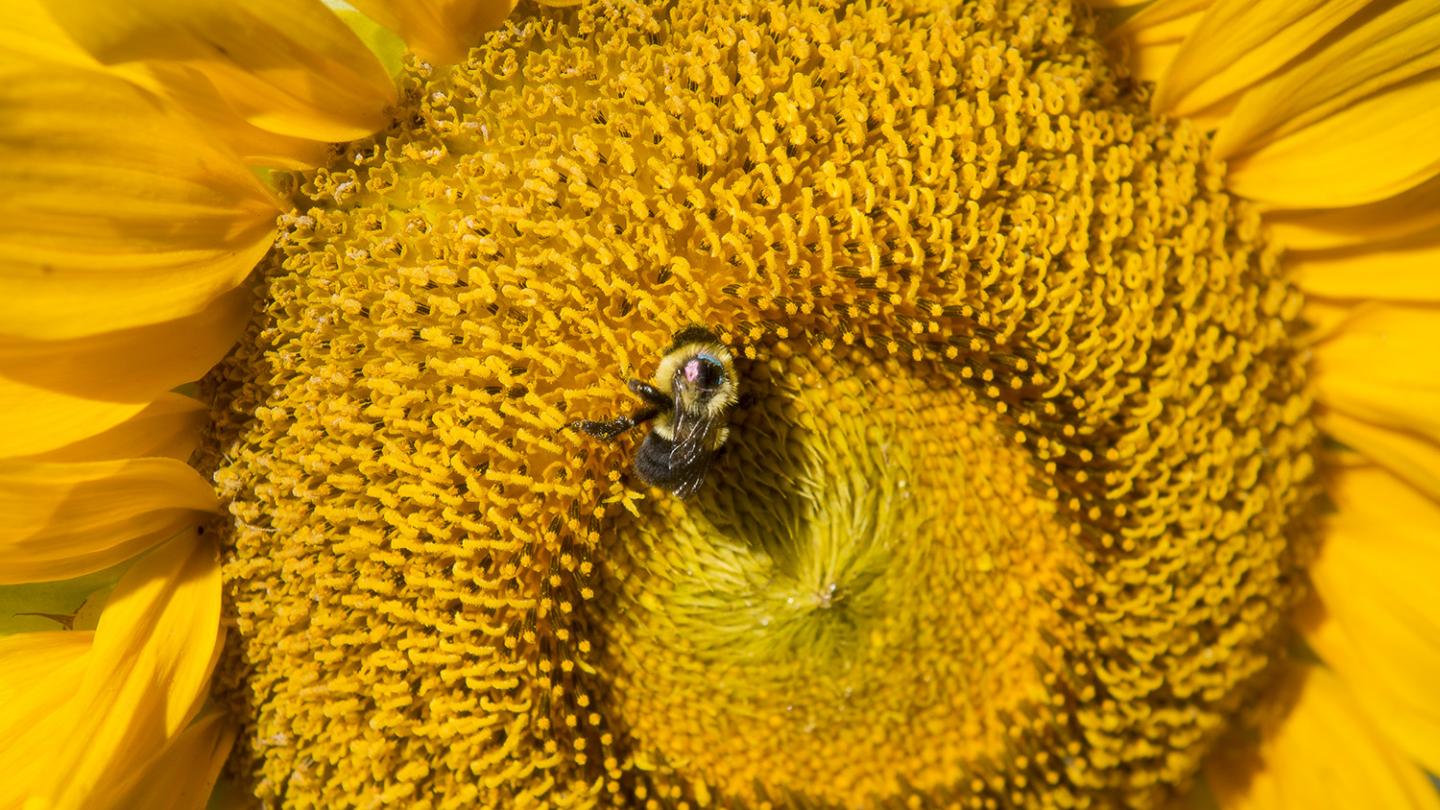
[204,0,1319,805]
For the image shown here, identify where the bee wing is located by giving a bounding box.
[667,404,714,469]
[669,456,710,499]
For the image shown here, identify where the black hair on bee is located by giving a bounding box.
[569,326,738,498]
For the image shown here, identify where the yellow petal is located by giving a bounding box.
[0,286,251,457]
[1128,40,1186,85]
[0,531,225,808]
[0,458,218,584]
[0,63,277,340]
[1153,0,1370,117]
[325,2,406,79]
[0,631,94,784]
[23,393,208,463]
[0,629,92,704]
[134,63,334,170]
[1300,465,1440,774]
[1298,296,1361,341]
[4,0,330,169]
[1320,409,1440,500]
[1290,228,1440,302]
[1207,665,1440,810]
[41,0,397,143]
[1213,1,1440,160]
[348,0,518,66]
[1264,173,1440,250]
[1225,73,1440,208]
[1108,0,1212,85]
[0,0,93,68]
[101,711,236,810]
[1112,0,1216,30]
[1313,304,1440,443]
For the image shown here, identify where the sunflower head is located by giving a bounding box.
[191,0,1325,806]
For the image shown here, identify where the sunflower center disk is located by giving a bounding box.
[205,0,1319,807]
[607,352,1083,802]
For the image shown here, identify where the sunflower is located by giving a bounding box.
[1,0,1437,807]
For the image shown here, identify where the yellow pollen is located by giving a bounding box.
[203,0,1319,807]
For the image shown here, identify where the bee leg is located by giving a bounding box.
[627,379,673,410]
[569,418,631,441]
[569,407,659,442]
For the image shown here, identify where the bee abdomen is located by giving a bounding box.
[634,432,707,497]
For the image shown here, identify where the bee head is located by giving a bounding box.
[654,333,737,414]
[683,353,727,391]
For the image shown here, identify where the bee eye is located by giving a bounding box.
[698,361,723,387]
[684,356,725,388]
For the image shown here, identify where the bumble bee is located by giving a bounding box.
[570,326,739,498]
